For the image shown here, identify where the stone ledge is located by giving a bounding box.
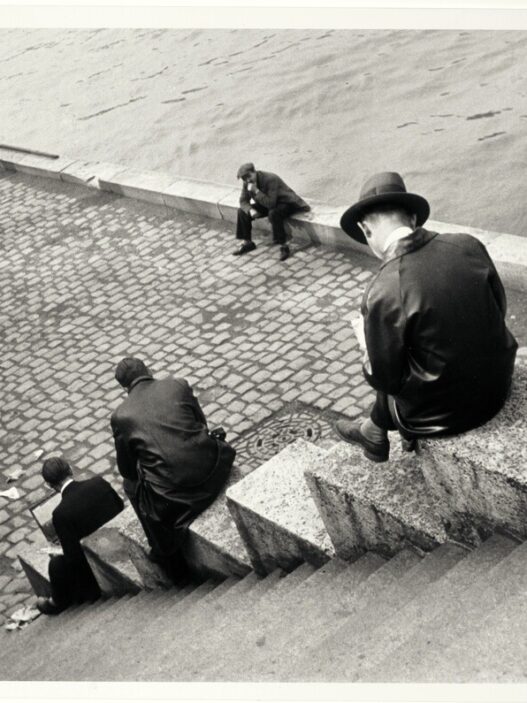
[226,439,335,575]
[182,465,253,581]
[306,441,448,560]
[81,505,173,596]
[98,167,174,205]
[0,150,75,180]
[1,146,526,291]
[18,532,55,598]
[420,362,527,544]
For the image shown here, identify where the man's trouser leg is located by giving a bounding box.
[236,204,268,241]
[49,553,101,609]
[369,391,416,443]
[48,555,71,609]
[268,204,301,244]
[48,555,73,610]
[142,462,233,582]
[123,480,170,559]
[369,391,397,432]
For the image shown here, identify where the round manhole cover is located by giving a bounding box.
[235,408,329,472]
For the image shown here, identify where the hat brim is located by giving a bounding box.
[340,192,430,244]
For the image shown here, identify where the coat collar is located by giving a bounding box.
[60,478,75,495]
[381,227,439,268]
[128,375,154,393]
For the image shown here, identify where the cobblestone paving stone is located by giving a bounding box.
[0,172,378,623]
[1,172,525,626]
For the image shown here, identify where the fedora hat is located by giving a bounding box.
[340,172,430,244]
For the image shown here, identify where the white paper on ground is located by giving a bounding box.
[5,605,40,630]
[7,468,24,482]
[39,546,62,556]
[0,487,20,500]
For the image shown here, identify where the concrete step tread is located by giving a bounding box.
[433,587,527,682]
[251,553,389,680]
[140,563,318,680]
[283,544,464,681]
[370,538,527,681]
[208,553,389,681]
[66,584,212,680]
[84,574,264,679]
[203,550,414,682]
[23,595,153,678]
[8,596,114,650]
[347,534,519,681]
[354,535,518,681]
[112,571,285,681]
[0,598,109,675]
[196,560,350,678]
[5,599,124,679]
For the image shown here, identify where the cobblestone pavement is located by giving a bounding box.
[0,172,379,623]
[0,172,525,626]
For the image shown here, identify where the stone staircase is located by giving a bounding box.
[7,363,527,681]
[3,534,527,681]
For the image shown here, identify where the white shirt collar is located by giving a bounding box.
[383,225,414,253]
[60,478,74,495]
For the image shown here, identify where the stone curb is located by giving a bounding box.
[1,147,525,291]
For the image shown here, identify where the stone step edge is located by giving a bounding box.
[0,145,525,292]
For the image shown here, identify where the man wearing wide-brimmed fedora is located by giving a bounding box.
[335,171,517,462]
[233,163,310,262]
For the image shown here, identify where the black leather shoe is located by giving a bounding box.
[233,241,256,256]
[36,597,64,616]
[334,420,389,463]
[279,245,290,261]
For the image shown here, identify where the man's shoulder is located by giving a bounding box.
[158,375,190,390]
[111,395,131,420]
[65,476,110,496]
[428,229,484,252]
[259,170,282,184]
[54,477,119,523]
[83,475,113,489]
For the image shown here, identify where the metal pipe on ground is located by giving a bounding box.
[0,144,59,159]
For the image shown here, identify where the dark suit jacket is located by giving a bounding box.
[52,476,124,600]
[111,376,228,500]
[362,228,517,435]
[239,170,310,214]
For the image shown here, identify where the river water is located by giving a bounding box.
[0,28,526,235]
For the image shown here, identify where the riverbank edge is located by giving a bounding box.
[1,146,525,292]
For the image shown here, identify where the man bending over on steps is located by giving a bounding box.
[111,358,236,582]
[233,162,310,262]
[335,171,517,463]
[36,458,124,615]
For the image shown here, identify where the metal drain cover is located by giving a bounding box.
[233,404,340,475]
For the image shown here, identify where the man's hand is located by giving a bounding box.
[249,207,259,219]
[247,182,257,193]
[351,313,367,351]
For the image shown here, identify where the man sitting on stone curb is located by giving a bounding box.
[335,171,518,462]
[233,162,310,262]
[36,457,124,615]
[110,357,236,582]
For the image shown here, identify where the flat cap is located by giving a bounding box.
[237,162,255,179]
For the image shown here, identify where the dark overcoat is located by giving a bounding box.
[362,228,518,435]
[239,170,310,214]
[51,477,124,602]
[111,376,233,505]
